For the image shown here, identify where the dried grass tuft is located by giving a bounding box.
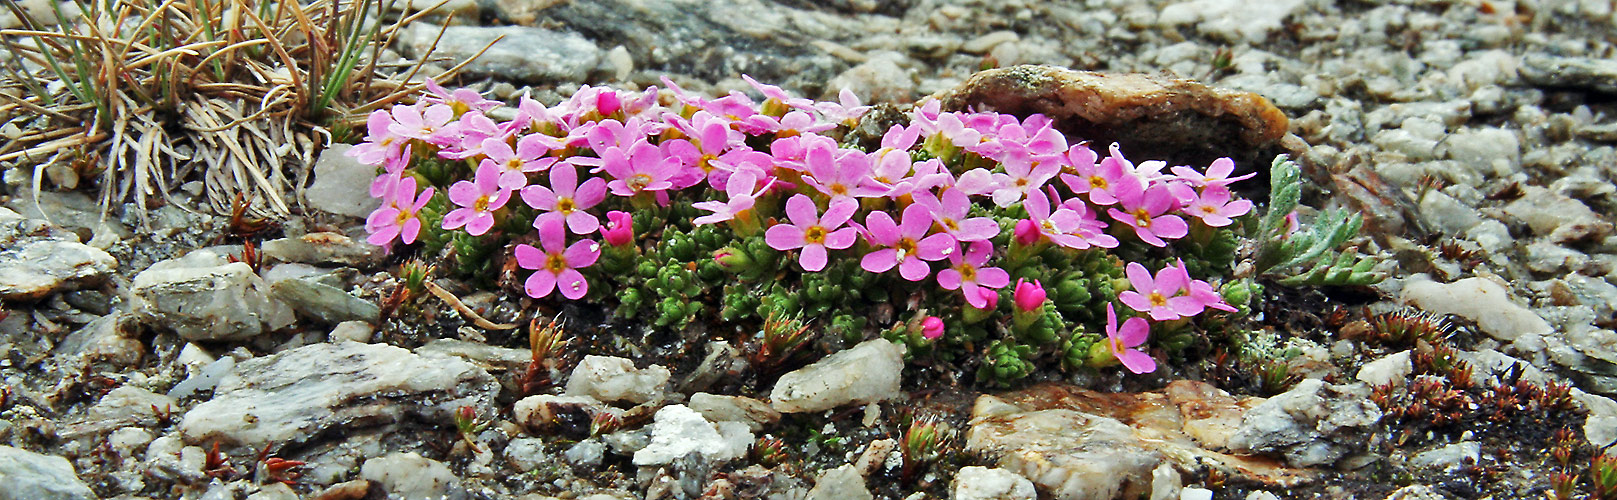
[0,0,490,224]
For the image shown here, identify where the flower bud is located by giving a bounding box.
[602,210,634,246]
[714,247,755,273]
[921,316,945,340]
[1013,219,1040,245]
[1013,279,1046,312]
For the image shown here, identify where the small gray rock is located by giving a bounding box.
[770,338,905,413]
[1520,54,1617,94]
[952,466,1036,500]
[180,342,498,448]
[268,278,381,325]
[132,261,295,341]
[564,355,670,404]
[1409,442,1479,470]
[0,208,117,301]
[0,446,96,500]
[360,452,459,500]
[806,464,871,500]
[261,231,384,267]
[402,25,601,84]
[1227,379,1383,467]
[305,144,382,219]
[504,438,550,472]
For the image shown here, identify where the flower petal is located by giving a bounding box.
[765,224,806,250]
[525,269,556,298]
[799,244,828,271]
[557,268,589,299]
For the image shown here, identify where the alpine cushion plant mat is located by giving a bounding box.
[355,76,1379,385]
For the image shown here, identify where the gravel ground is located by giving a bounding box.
[3,0,1617,499]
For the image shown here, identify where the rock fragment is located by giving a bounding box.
[132,261,295,341]
[360,452,459,500]
[0,208,116,301]
[0,446,97,500]
[931,65,1288,166]
[632,405,751,466]
[180,342,497,448]
[1227,380,1382,467]
[770,338,905,413]
[401,25,601,84]
[564,355,671,404]
[953,466,1037,500]
[1401,276,1553,342]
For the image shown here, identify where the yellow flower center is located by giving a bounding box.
[557,197,576,214]
[1089,176,1107,190]
[473,195,491,212]
[804,225,827,244]
[628,174,653,191]
[1149,292,1168,307]
[943,219,959,231]
[1133,208,1152,227]
[546,253,568,273]
[958,264,977,281]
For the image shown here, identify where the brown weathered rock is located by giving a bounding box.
[933,65,1290,166]
[967,382,1311,500]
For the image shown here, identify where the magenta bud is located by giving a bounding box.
[1013,278,1046,312]
[1013,219,1040,245]
[597,91,622,116]
[921,316,944,340]
[602,210,634,246]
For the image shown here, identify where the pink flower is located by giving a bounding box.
[1022,188,1090,249]
[423,78,500,116]
[765,194,859,272]
[366,176,434,247]
[521,162,607,234]
[601,211,634,247]
[1119,262,1203,321]
[975,287,1000,310]
[693,170,772,225]
[434,111,504,159]
[913,189,1001,243]
[443,163,513,236]
[815,88,870,124]
[602,141,681,198]
[1183,185,1253,227]
[369,145,414,200]
[1171,157,1254,188]
[1057,194,1120,249]
[1108,181,1188,247]
[482,135,557,189]
[388,103,455,143]
[920,316,945,340]
[859,203,955,281]
[349,110,405,166]
[802,138,884,200]
[1105,303,1155,375]
[937,241,1011,309]
[1189,278,1238,314]
[1059,143,1134,206]
[515,219,601,300]
[744,74,816,111]
[1013,219,1040,245]
[1013,279,1046,312]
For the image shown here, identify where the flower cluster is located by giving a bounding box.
[352,77,1253,377]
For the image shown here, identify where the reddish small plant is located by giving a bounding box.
[517,316,573,396]
[203,442,236,480]
[259,457,305,485]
